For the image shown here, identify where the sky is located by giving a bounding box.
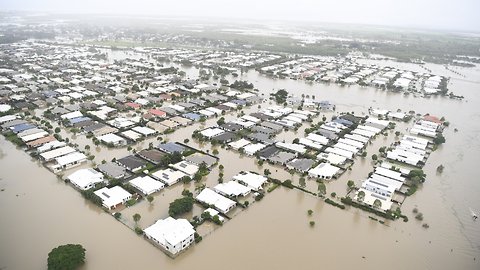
[1,0,480,32]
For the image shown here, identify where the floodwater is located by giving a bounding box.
[1,52,479,270]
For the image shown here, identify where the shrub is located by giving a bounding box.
[47,244,85,270]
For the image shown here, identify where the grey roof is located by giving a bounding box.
[247,132,275,145]
[257,145,280,159]
[212,132,237,143]
[259,121,283,131]
[117,155,148,171]
[316,128,339,140]
[185,153,218,167]
[251,125,276,135]
[137,149,166,164]
[157,142,186,154]
[97,162,127,179]
[287,158,315,172]
[268,151,296,164]
[220,122,244,132]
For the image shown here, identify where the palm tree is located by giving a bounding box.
[373,199,382,209]
[357,191,365,202]
[133,213,141,225]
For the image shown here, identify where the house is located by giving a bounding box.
[51,152,87,173]
[144,217,195,255]
[94,186,132,210]
[268,151,296,165]
[196,188,236,214]
[151,168,187,186]
[286,158,315,172]
[40,146,76,162]
[244,143,266,156]
[67,168,104,190]
[137,149,166,165]
[170,161,199,177]
[233,171,268,191]
[228,138,251,150]
[99,133,127,146]
[212,132,236,144]
[185,153,218,168]
[213,181,251,197]
[308,162,341,180]
[97,162,127,179]
[129,175,165,195]
[157,142,186,154]
[200,127,225,139]
[117,155,148,172]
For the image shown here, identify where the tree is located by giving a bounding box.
[347,180,355,190]
[47,244,85,270]
[307,209,313,216]
[54,127,61,133]
[212,149,219,155]
[263,169,271,176]
[293,138,299,144]
[169,197,194,217]
[218,164,224,170]
[147,195,154,204]
[373,199,382,209]
[433,134,446,145]
[357,191,365,202]
[133,213,141,224]
[216,117,226,126]
[372,154,378,161]
[317,182,326,196]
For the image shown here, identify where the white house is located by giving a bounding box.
[170,161,199,177]
[308,162,340,180]
[67,168,104,190]
[196,188,236,214]
[144,217,195,255]
[151,168,187,186]
[213,181,251,197]
[94,186,132,210]
[129,175,165,195]
[232,171,268,191]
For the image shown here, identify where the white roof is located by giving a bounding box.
[317,152,347,165]
[170,161,199,176]
[354,188,392,211]
[121,130,142,141]
[357,125,382,134]
[67,168,104,190]
[213,181,251,197]
[99,133,126,144]
[243,143,266,155]
[374,167,405,182]
[144,217,195,252]
[298,138,323,150]
[40,146,76,161]
[275,142,307,154]
[325,147,354,159]
[201,127,224,138]
[20,131,49,142]
[129,175,165,195]
[131,126,156,136]
[151,168,187,186]
[55,152,87,166]
[94,186,132,208]
[351,128,375,138]
[233,171,268,191]
[61,111,83,120]
[0,114,17,123]
[333,142,360,154]
[306,133,329,145]
[345,133,370,143]
[338,138,364,149]
[308,162,340,178]
[228,138,251,150]
[36,140,66,153]
[196,188,236,214]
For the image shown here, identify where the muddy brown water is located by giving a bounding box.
[0,53,479,269]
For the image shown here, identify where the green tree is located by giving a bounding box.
[372,154,378,161]
[169,197,194,216]
[212,149,219,155]
[317,182,326,196]
[347,180,355,190]
[307,209,313,216]
[47,244,85,270]
[216,117,226,126]
[147,195,154,204]
[218,164,224,170]
[373,199,382,209]
[133,213,141,224]
[263,169,271,176]
[433,134,446,145]
[357,190,365,202]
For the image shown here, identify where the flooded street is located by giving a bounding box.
[1,55,480,269]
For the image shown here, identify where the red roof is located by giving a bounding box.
[149,109,167,117]
[423,115,442,124]
[125,102,141,109]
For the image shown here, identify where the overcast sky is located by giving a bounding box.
[1,0,479,32]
